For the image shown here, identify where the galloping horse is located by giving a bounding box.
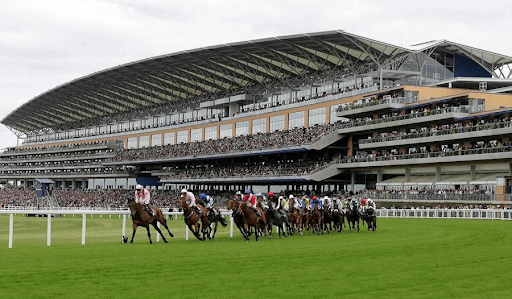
[322,206,332,233]
[310,205,323,235]
[127,198,174,244]
[265,207,288,239]
[237,201,266,241]
[361,207,377,231]
[177,196,205,241]
[227,199,247,239]
[205,207,228,239]
[346,203,360,232]
[288,198,303,235]
[331,203,345,233]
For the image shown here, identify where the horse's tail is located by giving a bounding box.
[219,214,228,227]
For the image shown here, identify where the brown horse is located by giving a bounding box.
[237,201,266,241]
[227,199,247,239]
[288,198,303,235]
[127,199,174,244]
[331,205,346,233]
[310,205,323,235]
[177,196,205,241]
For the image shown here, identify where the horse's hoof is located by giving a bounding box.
[164,240,168,243]
[170,234,174,238]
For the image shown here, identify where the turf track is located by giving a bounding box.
[0,214,511,299]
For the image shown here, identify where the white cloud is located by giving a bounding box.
[0,0,511,150]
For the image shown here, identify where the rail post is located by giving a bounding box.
[47,214,52,246]
[82,213,86,245]
[8,214,14,248]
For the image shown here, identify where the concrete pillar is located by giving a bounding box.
[436,167,442,182]
[377,170,383,183]
[405,168,411,182]
[470,165,476,181]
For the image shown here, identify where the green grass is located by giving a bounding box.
[0,214,511,299]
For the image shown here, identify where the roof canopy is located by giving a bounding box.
[3,30,511,136]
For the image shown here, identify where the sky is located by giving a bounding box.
[0,0,511,151]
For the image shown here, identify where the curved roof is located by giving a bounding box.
[3,30,511,136]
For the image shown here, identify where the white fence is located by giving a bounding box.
[375,208,512,220]
[0,209,233,249]
[1,208,510,248]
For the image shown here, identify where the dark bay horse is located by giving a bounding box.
[205,207,228,239]
[127,199,174,244]
[265,208,288,239]
[346,204,360,232]
[178,197,205,241]
[310,205,323,235]
[331,204,345,233]
[361,208,377,231]
[322,206,332,233]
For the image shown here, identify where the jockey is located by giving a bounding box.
[301,195,310,212]
[200,193,218,216]
[290,194,301,210]
[181,188,202,215]
[349,197,359,211]
[255,192,267,209]
[135,184,155,216]
[332,197,342,212]
[310,196,322,215]
[243,190,261,217]
[280,196,289,212]
[322,196,332,211]
[367,198,376,215]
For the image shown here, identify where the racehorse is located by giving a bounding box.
[346,203,360,232]
[265,207,288,239]
[310,205,323,235]
[288,198,303,235]
[127,198,174,244]
[177,196,205,241]
[331,203,345,233]
[322,205,332,233]
[361,207,377,231]
[227,199,247,239]
[236,200,266,241]
[205,207,228,239]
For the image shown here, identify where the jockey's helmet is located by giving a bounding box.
[136,184,142,190]
[181,188,187,194]
[312,196,317,200]
[267,191,274,197]
[244,190,251,194]
[256,192,262,198]
[324,196,329,200]
[289,194,294,199]
[200,193,206,199]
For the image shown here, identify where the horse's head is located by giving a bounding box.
[177,197,186,209]
[237,201,246,215]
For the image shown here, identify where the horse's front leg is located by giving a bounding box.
[152,222,168,243]
[145,226,152,244]
[130,223,137,244]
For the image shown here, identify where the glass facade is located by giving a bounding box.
[151,134,162,146]
[127,137,137,149]
[139,135,149,148]
[252,118,266,134]
[220,124,232,138]
[177,130,188,144]
[205,126,217,140]
[235,121,249,136]
[190,128,202,142]
[164,132,175,145]
[289,111,305,129]
[270,115,285,132]
[309,107,326,126]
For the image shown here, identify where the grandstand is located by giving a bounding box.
[1,30,511,206]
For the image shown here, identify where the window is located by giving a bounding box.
[252,118,266,134]
[177,130,188,144]
[270,115,285,132]
[330,105,341,123]
[164,132,175,145]
[235,121,249,136]
[139,136,149,148]
[205,126,217,140]
[220,124,232,138]
[309,107,326,126]
[190,128,202,142]
[289,111,305,129]
[152,134,162,146]
[127,137,137,149]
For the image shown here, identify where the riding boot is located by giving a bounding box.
[147,205,155,216]
[252,206,261,217]
[196,207,202,215]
